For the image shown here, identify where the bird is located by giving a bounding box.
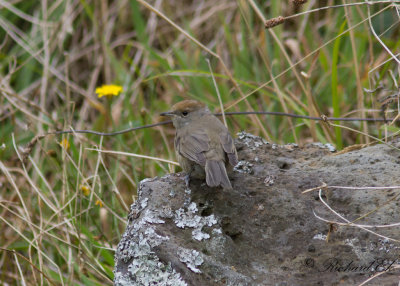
[160,100,238,189]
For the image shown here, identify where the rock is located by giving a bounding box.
[114,132,400,285]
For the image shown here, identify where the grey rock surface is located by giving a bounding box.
[114,133,400,286]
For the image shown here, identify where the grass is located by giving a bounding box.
[1,0,400,285]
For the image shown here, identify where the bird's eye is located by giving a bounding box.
[182,111,188,117]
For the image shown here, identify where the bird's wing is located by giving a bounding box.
[220,130,238,166]
[175,130,209,166]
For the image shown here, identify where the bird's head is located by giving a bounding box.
[160,100,210,129]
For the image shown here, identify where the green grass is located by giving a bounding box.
[331,19,346,149]
[1,0,400,285]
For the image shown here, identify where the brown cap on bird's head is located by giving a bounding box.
[160,100,207,117]
[170,100,206,113]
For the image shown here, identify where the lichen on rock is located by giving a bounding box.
[178,248,204,273]
[237,131,269,150]
[114,178,187,286]
[174,202,217,241]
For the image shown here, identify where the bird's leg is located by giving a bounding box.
[184,173,191,188]
[183,173,192,207]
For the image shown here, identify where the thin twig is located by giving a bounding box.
[17,111,400,164]
[303,183,400,193]
[314,211,400,229]
[47,113,398,137]
[357,266,400,286]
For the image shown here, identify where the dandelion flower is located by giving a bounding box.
[59,138,70,150]
[80,185,90,196]
[96,84,123,98]
[95,200,103,207]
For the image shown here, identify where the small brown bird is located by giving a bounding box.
[161,100,238,189]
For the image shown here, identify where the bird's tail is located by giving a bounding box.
[205,160,232,189]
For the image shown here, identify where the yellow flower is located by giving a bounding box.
[95,200,103,207]
[95,84,123,98]
[80,185,90,196]
[59,138,70,150]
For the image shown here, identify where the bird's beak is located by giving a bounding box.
[160,111,175,117]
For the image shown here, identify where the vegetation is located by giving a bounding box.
[0,0,399,284]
